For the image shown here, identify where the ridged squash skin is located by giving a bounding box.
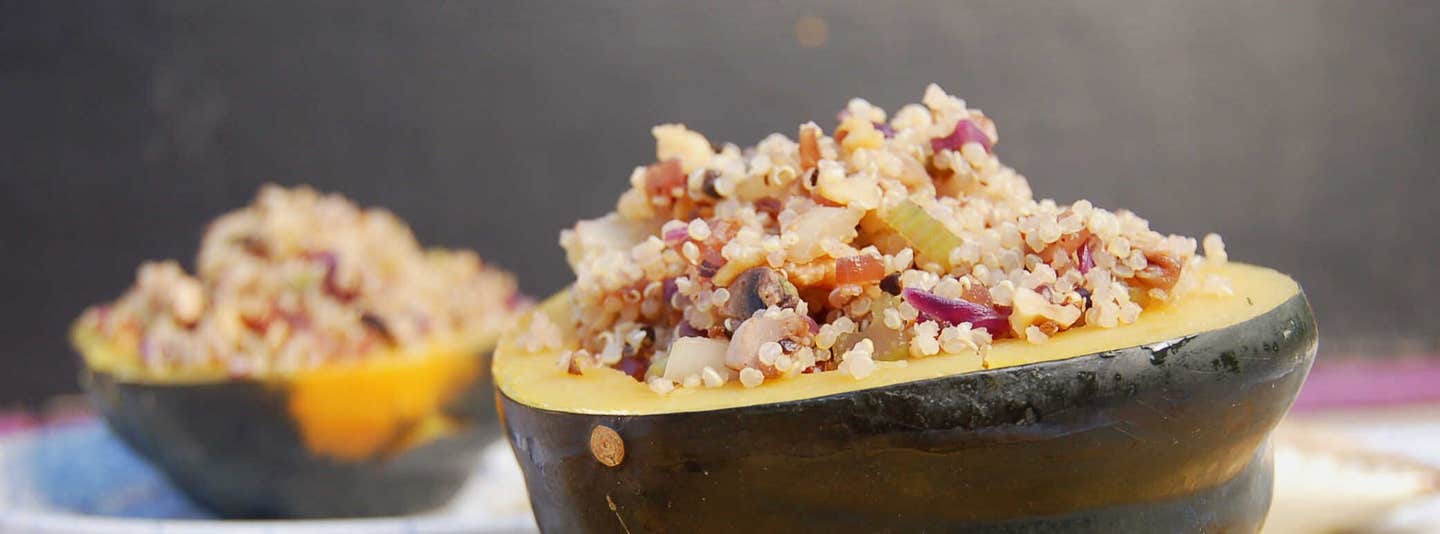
[497,265,1317,533]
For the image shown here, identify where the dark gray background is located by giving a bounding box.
[3,1,1437,406]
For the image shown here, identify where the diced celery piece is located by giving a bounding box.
[882,199,964,270]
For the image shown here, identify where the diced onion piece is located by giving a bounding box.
[1077,236,1097,274]
[664,229,689,246]
[783,206,864,264]
[616,356,649,381]
[725,313,807,373]
[643,160,686,199]
[882,200,964,270]
[835,255,885,285]
[901,287,1009,336]
[930,119,992,154]
[664,337,730,381]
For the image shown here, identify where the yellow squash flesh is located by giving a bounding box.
[284,351,479,460]
[494,262,1299,416]
[75,330,490,461]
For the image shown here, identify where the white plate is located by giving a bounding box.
[0,420,538,533]
[4,415,1436,533]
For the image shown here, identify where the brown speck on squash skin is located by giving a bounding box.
[590,425,625,467]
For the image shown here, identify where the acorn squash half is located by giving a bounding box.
[495,262,1317,533]
[73,330,501,518]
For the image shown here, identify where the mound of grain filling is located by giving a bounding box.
[76,185,523,376]
[545,84,1232,393]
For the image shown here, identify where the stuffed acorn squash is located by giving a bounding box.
[72,185,525,518]
[495,85,1317,533]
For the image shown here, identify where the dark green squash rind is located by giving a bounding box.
[82,356,500,519]
[500,292,1316,533]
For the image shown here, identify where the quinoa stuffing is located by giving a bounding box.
[551,84,1230,393]
[75,185,525,377]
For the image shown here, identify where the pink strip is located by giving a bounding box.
[1292,357,1440,411]
[0,413,37,436]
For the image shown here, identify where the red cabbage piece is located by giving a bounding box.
[930,120,992,154]
[901,287,1009,335]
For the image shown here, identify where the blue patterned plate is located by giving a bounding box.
[0,419,537,533]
